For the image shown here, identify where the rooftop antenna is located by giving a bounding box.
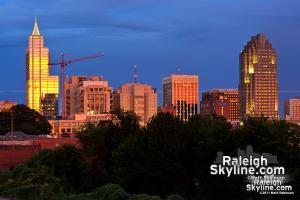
[134,64,138,83]
[177,68,182,74]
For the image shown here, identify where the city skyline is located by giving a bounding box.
[1,1,300,116]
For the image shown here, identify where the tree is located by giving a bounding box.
[0,104,51,135]
[76,110,141,188]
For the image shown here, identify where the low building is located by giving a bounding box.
[0,100,17,111]
[0,132,78,171]
[49,113,112,137]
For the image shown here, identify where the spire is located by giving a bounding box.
[32,16,40,36]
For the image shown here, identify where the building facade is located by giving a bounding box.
[284,98,300,124]
[239,33,278,119]
[74,79,112,115]
[163,74,199,121]
[0,100,17,111]
[49,114,111,136]
[113,83,157,126]
[26,17,59,119]
[64,76,110,119]
[200,89,239,121]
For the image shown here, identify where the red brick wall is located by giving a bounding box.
[0,138,79,171]
[0,145,40,171]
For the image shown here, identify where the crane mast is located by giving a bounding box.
[49,52,104,119]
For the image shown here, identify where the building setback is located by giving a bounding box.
[113,83,157,126]
[200,89,239,121]
[163,74,199,121]
[239,33,279,119]
[284,98,300,124]
[26,17,59,119]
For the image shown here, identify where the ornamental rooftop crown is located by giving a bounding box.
[32,16,40,36]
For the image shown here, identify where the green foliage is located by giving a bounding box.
[0,104,51,135]
[0,165,63,200]
[1,113,299,199]
[129,194,162,200]
[93,184,131,200]
[165,194,184,200]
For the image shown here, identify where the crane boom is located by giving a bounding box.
[49,52,104,119]
[49,52,104,66]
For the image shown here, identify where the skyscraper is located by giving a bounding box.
[163,74,199,121]
[26,17,59,119]
[239,33,278,119]
[200,89,239,121]
[113,83,157,126]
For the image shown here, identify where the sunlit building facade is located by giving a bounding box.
[239,33,278,119]
[113,83,157,126]
[64,76,104,119]
[26,18,59,119]
[0,100,17,112]
[74,79,112,115]
[284,98,300,124]
[200,89,239,121]
[163,74,199,121]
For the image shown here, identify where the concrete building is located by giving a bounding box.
[26,17,59,119]
[200,89,239,121]
[163,74,199,121]
[0,100,17,111]
[284,98,300,124]
[113,83,157,126]
[49,113,111,136]
[239,33,279,119]
[64,76,112,119]
[64,76,101,118]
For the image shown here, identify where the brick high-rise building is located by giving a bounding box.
[200,89,239,121]
[284,98,300,123]
[113,83,157,126]
[26,17,59,119]
[163,74,199,121]
[239,33,279,119]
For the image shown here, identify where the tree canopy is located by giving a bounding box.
[0,104,51,135]
[1,111,299,199]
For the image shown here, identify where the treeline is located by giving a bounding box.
[0,104,51,135]
[0,111,300,199]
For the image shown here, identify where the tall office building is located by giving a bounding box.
[113,83,157,126]
[239,33,278,119]
[26,17,59,119]
[200,89,239,121]
[64,76,103,119]
[163,74,199,121]
[74,78,112,115]
[284,98,300,123]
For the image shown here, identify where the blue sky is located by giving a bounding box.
[0,0,300,115]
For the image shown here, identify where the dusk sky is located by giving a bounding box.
[1,0,300,115]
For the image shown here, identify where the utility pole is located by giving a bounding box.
[11,107,13,133]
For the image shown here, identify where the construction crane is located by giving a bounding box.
[49,52,104,119]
